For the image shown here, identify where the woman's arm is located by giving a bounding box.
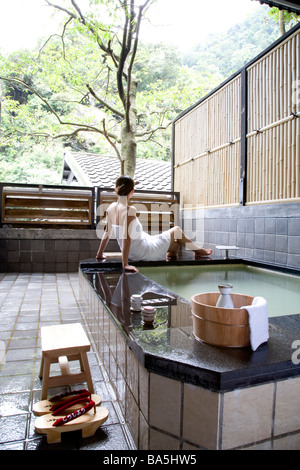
[96,211,113,260]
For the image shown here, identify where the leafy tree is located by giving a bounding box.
[2,0,165,177]
[268,7,300,36]
[0,0,218,179]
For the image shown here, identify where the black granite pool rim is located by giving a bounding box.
[79,256,300,392]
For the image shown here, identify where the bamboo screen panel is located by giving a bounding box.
[174,76,241,208]
[246,29,300,204]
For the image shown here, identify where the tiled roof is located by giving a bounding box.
[257,1,300,14]
[63,151,172,191]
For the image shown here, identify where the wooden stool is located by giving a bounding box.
[39,323,94,400]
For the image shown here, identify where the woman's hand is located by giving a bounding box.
[123,264,139,273]
[96,253,106,260]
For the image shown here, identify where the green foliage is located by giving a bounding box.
[135,42,182,92]
[0,140,63,184]
[268,6,300,31]
[1,2,298,182]
[183,6,281,79]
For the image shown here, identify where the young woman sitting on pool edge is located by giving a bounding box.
[96,175,212,272]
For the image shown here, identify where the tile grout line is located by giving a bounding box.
[26,273,45,442]
[0,274,30,374]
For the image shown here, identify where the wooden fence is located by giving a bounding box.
[97,188,180,235]
[0,182,179,233]
[247,28,300,204]
[0,183,95,229]
[173,23,300,208]
[174,76,241,207]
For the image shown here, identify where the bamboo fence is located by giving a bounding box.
[174,76,241,208]
[246,28,300,204]
[174,27,300,208]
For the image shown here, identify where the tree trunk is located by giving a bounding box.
[121,80,138,177]
[279,10,286,36]
[121,125,137,176]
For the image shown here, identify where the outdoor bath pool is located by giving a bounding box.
[79,258,300,449]
[139,263,300,317]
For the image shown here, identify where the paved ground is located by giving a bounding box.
[0,272,135,450]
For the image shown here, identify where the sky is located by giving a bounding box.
[0,0,261,54]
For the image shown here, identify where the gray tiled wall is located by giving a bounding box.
[0,228,119,273]
[182,202,300,269]
[1,202,300,272]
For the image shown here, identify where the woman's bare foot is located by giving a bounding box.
[194,249,212,259]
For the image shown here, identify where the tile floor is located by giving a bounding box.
[0,272,135,450]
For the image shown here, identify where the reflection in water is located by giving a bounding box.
[92,271,177,333]
[139,264,300,317]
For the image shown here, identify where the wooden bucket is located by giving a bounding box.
[191,292,254,348]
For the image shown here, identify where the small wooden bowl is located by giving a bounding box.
[191,292,254,348]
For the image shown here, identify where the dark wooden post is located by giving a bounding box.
[239,67,248,206]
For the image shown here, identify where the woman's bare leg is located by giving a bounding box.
[167,226,212,259]
[166,238,180,261]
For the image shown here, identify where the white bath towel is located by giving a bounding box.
[241,296,269,351]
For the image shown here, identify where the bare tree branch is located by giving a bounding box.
[136,121,172,138]
[117,1,131,107]
[39,17,73,59]
[102,118,122,162]
[0,76,119,139]
[125,0,152,130]
[86,84,125,119]
[46,0,116,59]
[70,0,85,21]
[45,0,77,19]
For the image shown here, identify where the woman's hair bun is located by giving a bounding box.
[115,175,135,196]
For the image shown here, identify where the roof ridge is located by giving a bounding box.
[70,151,170,165]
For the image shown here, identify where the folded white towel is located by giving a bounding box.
[241,296,269,351]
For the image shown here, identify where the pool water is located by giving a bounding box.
[139,264,300,317]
